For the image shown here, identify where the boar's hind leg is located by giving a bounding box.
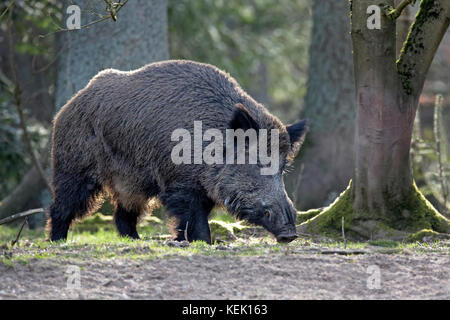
[113,203,141,239]
[161,189,214,244]
[48,174,102,241]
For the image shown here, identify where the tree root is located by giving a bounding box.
[297,181,450,241]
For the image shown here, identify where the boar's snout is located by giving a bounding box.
[276,233,297,243]
[267,200,298,243]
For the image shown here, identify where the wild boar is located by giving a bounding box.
[48,60,308,243]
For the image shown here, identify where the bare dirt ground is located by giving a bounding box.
[1,247,449,299]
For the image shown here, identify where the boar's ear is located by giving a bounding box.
[286,119,309,147]
[230,103,259,131]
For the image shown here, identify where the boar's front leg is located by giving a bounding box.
[161,187,214,244]
[113,203,141,239]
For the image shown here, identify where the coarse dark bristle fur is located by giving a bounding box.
[47,60,307,243]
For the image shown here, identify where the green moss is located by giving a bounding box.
[404,229,440,242]
[209,219,247,242]
[399,0,442,58]
[302,182,355,238]
[414,0,442,27]
[397,0,443,95]
[296,208,322,224]
[300,180,449,240]
[70,212,164,235]
[384,182,449,233]
[397,64,414,95]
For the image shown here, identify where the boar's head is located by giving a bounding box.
[217,103,308,243]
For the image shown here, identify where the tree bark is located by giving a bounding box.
[351,0,411,212]
[55,0,169,109]
[293,0,356,210]
[0,0,169,221]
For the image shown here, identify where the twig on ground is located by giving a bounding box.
[342,216,347,249]
[11,217,28,247]
[319,249,367,255]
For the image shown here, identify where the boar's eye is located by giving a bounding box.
[265,211,271,218]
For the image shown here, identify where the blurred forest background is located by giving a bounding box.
[0,0,448,227]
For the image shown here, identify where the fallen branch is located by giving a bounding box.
[319,249,367,255]
[0,208,44,225]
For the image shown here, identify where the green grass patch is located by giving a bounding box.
[1,209,449,267]
[367,239,400,248]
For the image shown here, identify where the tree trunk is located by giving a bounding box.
[293,0,355,210]
[55,0,169,109]
[300,0,450,239]
[351,0,414,213]
[0,0,169,221]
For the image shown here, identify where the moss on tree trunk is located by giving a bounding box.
[298,181,449,240]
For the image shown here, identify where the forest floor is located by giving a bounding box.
[0,213,449,300]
